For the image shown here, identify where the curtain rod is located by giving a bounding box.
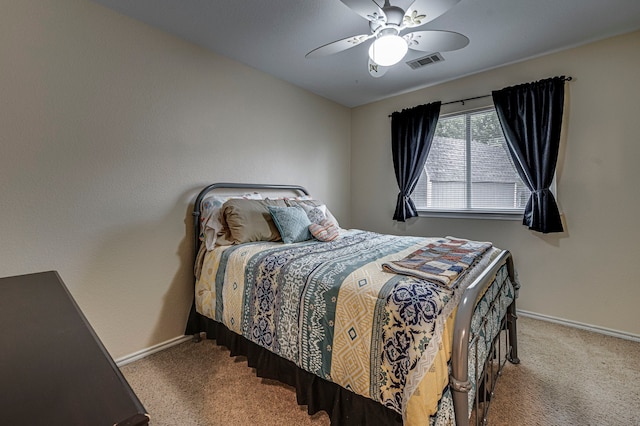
[442,94,491,106]
[389,76,573,116]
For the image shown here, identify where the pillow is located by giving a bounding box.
[200,192,262,249]
[268,206,313,244]
[217,199,287,245]
[309,219,340,242]
[298,203,327,224]
[285,199,340,229]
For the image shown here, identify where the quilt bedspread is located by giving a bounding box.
[195,229,501,422]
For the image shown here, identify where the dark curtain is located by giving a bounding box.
[391,101,441,221]
[492,77,566,233]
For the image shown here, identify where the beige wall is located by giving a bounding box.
[351,31,640,337]
[0,0,351,359]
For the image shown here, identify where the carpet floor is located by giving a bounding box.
[120,316,640,425]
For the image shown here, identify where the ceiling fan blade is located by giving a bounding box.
[403,0,461,28]
[404,30,469,53]
[306,34,373,58]
[368,58,389,78]
[340,0,386,26]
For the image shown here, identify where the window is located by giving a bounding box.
[413,107,530,217]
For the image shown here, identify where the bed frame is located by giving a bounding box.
[184,183,520,426]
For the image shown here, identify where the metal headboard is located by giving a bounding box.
[186,183,310,336]
[191,182,310,259]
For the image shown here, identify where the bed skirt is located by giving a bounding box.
[197,316,403,426]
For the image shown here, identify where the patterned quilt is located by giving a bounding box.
[381,237,493,288]
[195,229,504,424]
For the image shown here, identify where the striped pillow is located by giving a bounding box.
[308,219,340,242]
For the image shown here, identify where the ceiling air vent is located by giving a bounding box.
[406,53,445,70]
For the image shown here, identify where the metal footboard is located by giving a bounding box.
[450,251,520,426]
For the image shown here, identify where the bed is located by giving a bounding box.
[185,183,520,426]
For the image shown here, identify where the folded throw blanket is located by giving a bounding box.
[382,237,492,288]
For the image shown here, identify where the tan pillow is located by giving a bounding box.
[217,199,287,245]
[200,192,262,249]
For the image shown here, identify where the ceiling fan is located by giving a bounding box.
[306,0,469,77]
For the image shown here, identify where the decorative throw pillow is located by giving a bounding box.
[299,203,327,224]
[268,206,313,244]
[309,218,340,242]
[286,199,340,229]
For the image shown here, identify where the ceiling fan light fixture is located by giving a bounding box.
[368,33,408,66]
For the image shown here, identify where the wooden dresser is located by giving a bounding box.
[0,271,149,426]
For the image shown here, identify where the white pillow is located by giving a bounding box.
[296,201,340,229]
[299,203,327,224]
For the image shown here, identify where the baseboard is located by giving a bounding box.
[518,310,640,343]
[115,335,193,367]
[114,312,639,368]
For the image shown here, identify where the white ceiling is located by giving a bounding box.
[92,0,640,108]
